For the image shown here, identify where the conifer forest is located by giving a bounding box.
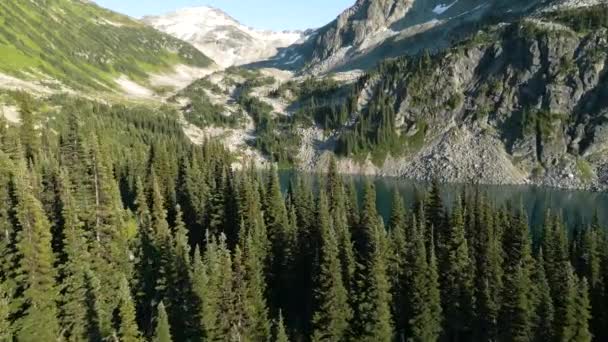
[0,92,606,342]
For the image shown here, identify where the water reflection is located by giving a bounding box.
[279,171,608,231]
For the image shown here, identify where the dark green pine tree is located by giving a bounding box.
[12,164,60,341]
[427,229,443,342]
[287,177,318,335]
[576,225,605,341]
[232,231,270,341]
[57,170,102,342]
[263,169,296,316]
[191,246,206,338]
[149,174,174,312]
[311,191,352,342]
[117,276,143,342]
[351,182,393,341]
[88,136,132,333]
[559,264,591,342]
[473,199,503,341]
[405,216,442,342]
[16,93,40,163]
[153,302,172,342]
[441,198,475,341]
[325,161,356,300]
[425,179,445,250]
[274,310,290,342]
[166,205,199,340]
[387,190,408,339]
[570,277,592,342]
[195,235,236,341]
[499,211,534,342]
[501,263,533,342]
[532,250,554,342]
[544,216,580,342]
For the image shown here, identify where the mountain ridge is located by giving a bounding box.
[143,6,307,68]
[0,0,214,94]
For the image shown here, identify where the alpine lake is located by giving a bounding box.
[279,171,608,233]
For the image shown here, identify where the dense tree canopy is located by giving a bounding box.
[0,91,606,341]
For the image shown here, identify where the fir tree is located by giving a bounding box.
[388,190,408,339]
[441,198,475,340]
[153,302,173,342]
[405,216,442,342]
[12,164,60,341]
[532,250,554,342]
[275,310,290,342]
[311,191,352,342]
[117,276,142,342]
[499,211,534,342]
[570,277,592,342]
[351,182,393,341]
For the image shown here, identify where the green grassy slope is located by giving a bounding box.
[0,0,213,91]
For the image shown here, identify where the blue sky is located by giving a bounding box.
[95,0,353,31]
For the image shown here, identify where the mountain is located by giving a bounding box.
[264,0,603,73]
[174,2,608,190]
[0,0,213,92]
[143,6,307,68]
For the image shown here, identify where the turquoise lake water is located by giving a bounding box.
[279,172,608,232]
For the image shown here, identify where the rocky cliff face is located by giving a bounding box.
[323,6,608,189]
[310,0,413,61]
[276,0,569,74]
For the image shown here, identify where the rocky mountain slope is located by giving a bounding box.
[310,4,608,189]
[262,0,606,74]
[0,0,213,94]
[173,3,608,191]
[143,6,306,68]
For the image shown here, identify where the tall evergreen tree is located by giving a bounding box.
[153,302,173,342]
[311,191,352,342]
[388,191,408,339]
[57,170,102,342]
[351,182,393,341]
[499,211,534,342]
[263,169,295,315]
[473,197,503,341]
[275,310,290,342]
[441,198,475,341]
[12,164,60,341]
[405,216,442,341]
[117,276,142,342]
[532,250,554,342]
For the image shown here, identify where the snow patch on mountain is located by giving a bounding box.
[433,1,458,15]
[143,6,306,68]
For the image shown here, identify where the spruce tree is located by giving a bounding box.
[117,276,142,342]
[263,169,295,315]
[405,216,442,341]
[387,190,408,339]
[351,182,393,342]
[233,232,270,341]
[58,169,102,342]
[532,250,554,342]
[473,199,503,341]
[441,198,475,340]
[499,211,534,342]
[12,164,60,341]
[571,277,592,342]
[153,302,173,342]
[311,191,352,342]
[275,310,290,342]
